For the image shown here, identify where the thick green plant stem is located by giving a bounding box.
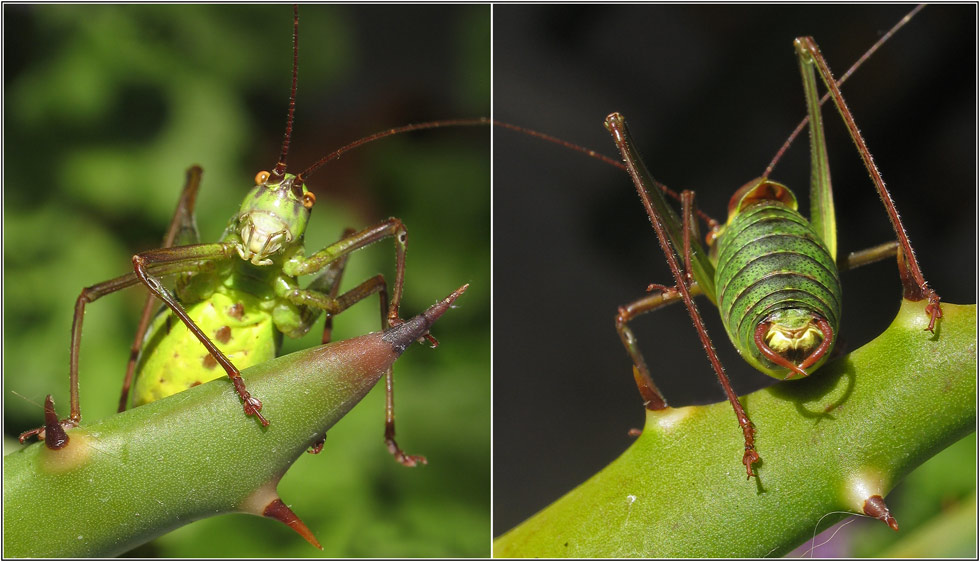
[494,300,976,557]
[3,291,462,558]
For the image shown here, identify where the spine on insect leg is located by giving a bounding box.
[714,189,842,379]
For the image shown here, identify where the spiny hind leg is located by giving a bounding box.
[119,166,204,412]
[795,37,941,330]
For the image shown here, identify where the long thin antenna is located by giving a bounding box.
[273,4,300,180]
[493,120,720,229]
[762,4,925,178]
[296,118,490,181]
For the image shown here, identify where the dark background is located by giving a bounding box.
[493,3,975,547]
[4,4,489,557]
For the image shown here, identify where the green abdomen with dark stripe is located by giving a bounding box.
[713,202,842,377]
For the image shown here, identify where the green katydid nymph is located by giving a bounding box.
[603,17,942,477]
[18,6,485,472]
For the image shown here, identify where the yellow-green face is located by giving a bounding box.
[235,172,316,266]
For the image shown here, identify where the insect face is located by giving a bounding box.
[235,172,313,265]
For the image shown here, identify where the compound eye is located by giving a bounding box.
[254,171,270,185]
[302,191,316,209]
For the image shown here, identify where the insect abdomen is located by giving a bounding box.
[131,289,279,407]
[714,202,841,377]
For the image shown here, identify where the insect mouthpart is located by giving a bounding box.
[237,211,293,266]
[754,310,835,380]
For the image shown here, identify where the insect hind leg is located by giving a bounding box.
[119,166,204,412]
[795,36,942,331]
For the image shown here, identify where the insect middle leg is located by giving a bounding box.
[284,218,409,325]
[283,269,427,467]
[616,184,715,411]
[281,222,431,466]
[616,282,707,411]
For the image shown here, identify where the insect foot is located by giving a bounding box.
[243,395,268,425]
[895,223,944,332]
[924,291,943,333]
[231,377,269,426]
[387,438,427,468]
[306,434,326,454]
[742,424,760,479]
[387,316,440,348]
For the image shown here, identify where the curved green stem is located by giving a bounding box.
[3,292,461,558]
[494,300,976,557]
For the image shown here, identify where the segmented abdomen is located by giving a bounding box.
[713,202,842,374]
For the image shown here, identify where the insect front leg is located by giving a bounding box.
[284,218,408,325]
[309,227,356,345]
[119,166,204,412]
[128,243,270,424]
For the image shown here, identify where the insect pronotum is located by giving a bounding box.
[492,4,974,534]
[6,4,490,557]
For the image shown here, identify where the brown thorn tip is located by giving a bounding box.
[43,395,69,450]
[382,284,467,355]
[263,498,323,550]
[863,495,899,532]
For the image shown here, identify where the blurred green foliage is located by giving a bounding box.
[4,4,489,557]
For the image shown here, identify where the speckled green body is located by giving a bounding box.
[131,170,314,406]
[132,289,280,406]
[713,200,841,377]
